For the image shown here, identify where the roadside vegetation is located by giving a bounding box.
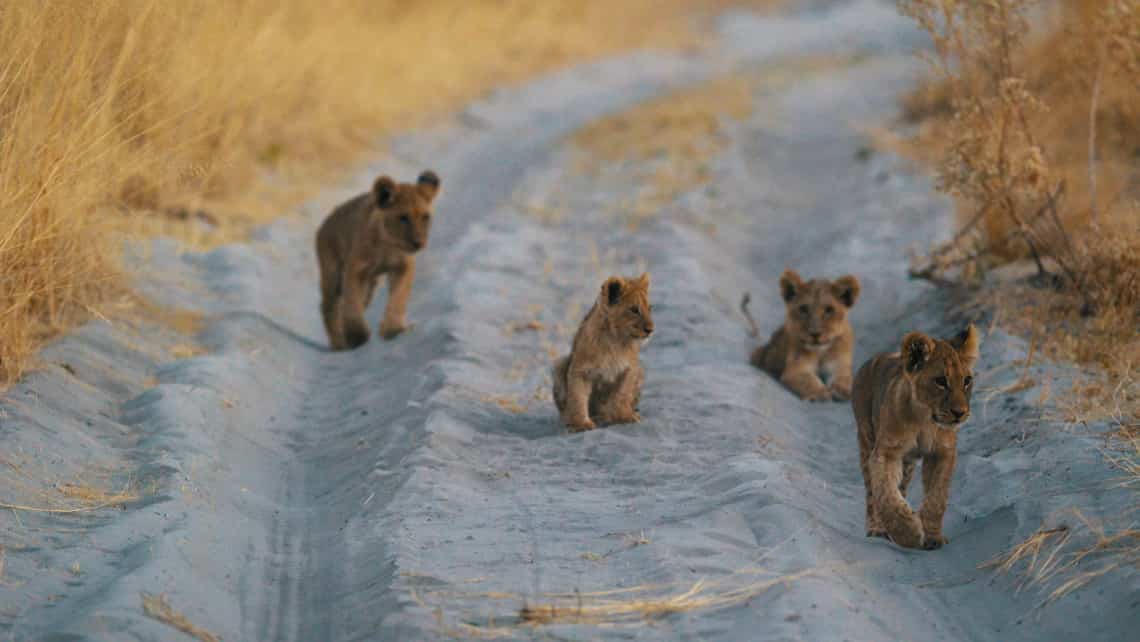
[0,0,775,385]
[897,0,1138,603]
[898,0,1137,427]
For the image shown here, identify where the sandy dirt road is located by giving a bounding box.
[2,2,1135,640]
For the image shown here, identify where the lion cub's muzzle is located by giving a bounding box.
[933,407,969,426]
[634,321,654,340]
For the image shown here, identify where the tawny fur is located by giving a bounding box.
[552,273,654,432]
[851,324,981,550]
[743,269,861,401]
[315,170,440,350]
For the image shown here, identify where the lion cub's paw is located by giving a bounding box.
[889,527,926,550]
[829,381,852,401]
[922,532,949,550]
[565,417,597,433]
[345,327,371,349]
[607,410,641,425]
[803,387,833,402]
[379,322,410,341]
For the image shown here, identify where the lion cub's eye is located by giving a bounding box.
[629,306,640,316]
[823,305,835,318]
[399,214,411,224]
[798,305,810,316]
[964,375,973,388]
[935,376,949,389]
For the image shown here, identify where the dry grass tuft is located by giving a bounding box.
[982,436,1140,604]
[0,458,139,515]
[141,592,219,642]
[980,525,1072,584]
[898,0,1140,427]
[0,482,137,515]
[982,512,1140,606]
[0,0,781,387]
[519,568,814,626]
[419,567,816,637]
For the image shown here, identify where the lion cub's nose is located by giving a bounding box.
[643,322,654,335]
[810,331,822,342]
[951,408,967,422]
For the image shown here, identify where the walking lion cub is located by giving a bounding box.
[315,170,440,350]
[852,325,981,550]
[552,273,654,432]
[742,269,861,401]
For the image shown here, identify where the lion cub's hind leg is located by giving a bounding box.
[856,416,886,538]
[561,368,596,432]
[552,356,570,414]
[319,258,346,351]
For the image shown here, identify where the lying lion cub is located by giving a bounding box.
[742,269,861,401]
[315,170,440,350]
[852,325,980,550]
[552,273,654,432]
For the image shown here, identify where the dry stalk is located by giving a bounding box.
[419,566,822,637]
[140,593,219,642]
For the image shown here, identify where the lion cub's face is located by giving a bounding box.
[779,269,860,350]
[901,325,981,427]
[373,170,441,253]
[599,273,654,341]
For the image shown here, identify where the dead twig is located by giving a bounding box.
[1088,47,1105,226]
[141,593,219,642]
[740,293,760,338]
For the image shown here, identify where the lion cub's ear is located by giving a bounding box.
[417,170,441,202]
[633,272,650,291]
[373,176,397,208]
[950,323,981,370]
[901,332,935,374]
[832,275,861,308]
[600,277,624,306]
[779,269,803,303]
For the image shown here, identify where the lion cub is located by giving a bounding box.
[552,273,654,432]
[315,170,440,350]
[742,269,861,401]
[852,325,980,550]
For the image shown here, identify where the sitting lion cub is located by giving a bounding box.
[315,170,440,350]
[742,269,861,401]
[852,325,980,550]
[552,273,654,432]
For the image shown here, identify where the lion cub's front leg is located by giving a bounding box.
[917,449,956,550]
[380,260,415,341]
[596,363,644,425]
[826,353,854,401]
[870,450,925,549]
[562,371,597,432]
[781,353,831,401]
[340,266,373,349]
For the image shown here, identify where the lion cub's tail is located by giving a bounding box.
[740,293,760,338]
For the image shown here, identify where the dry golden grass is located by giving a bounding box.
[416,567,816,638]
[0,456,139,515]
[898,0,1139,426]
[0,0,783,387]
[982,512,1139,606]
[141,593,219,642]
[567,55,851,229]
